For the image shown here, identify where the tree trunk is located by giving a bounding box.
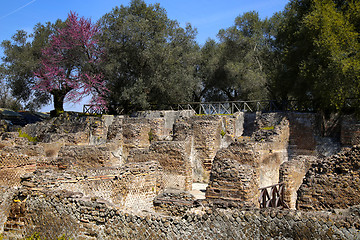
[50,89,69,117]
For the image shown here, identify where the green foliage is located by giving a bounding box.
[0,22,64,111]
[23,233,42,240]
[199,11,274,102]
[260,126,274,130]
[99,0,200,113]
[2,0,359,116]
[148,129,154,143]
[220,129,226,137]
[272,0,360,114]
[0,70,22,111]
[18,129,38,142]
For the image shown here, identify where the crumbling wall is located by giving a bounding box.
[341,115,360,146]
[297,145,360,210]
[253,117,290,187]
[173,115,223,183]
[135,110,195,137]
[287,113,317,158]
[192,116,222,174]
[0,152,37,187]
[279,155,314,209]
[21,113,114,146]
[206,142,260,208]
[127,141,192,191]
[17,161,162,211]
[0,187,16,233]
[221,112,244,139]
[56,144,121,170]
[122,118,152,159]
[1,145,45,157]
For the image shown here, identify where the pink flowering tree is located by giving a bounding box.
[35,12,108,115]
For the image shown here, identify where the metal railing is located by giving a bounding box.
[83,100,315,115]
[176,100,281,115]
[83,105,107,115]
[259,182,289,208]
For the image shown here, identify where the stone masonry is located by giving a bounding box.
[341,115,360,146]
[297,145,360,210]
[205,142,260,208]
[127,140,192,191]
[1,110,360,239]
[4,187,360,239]
[279,155,315,209]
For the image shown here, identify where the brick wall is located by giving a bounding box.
[127,141,192,191]
[254,117,290,187]
[0,187,16,233]
[56,145,117,170]
[0,152,37,187]
[206,142,260,208]
[297,145,360,210]
[279,155,314,209]
[174,115,222,183]
[287,113,317,158]
[17,161,162,211]
[341,115,360,146]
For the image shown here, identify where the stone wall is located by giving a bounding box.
[287,113,317,158]
[127,141,192,191]
[0,152,37,187]
[18,161,163,211]
[279,155,314,209]
[135,110,195,138]
[1,144,45,157]
[173,115,223,183]
[21,113,114,146]
[205,142,260,208]
[3,189,360,239]
[122,118,152,159]
[297,145,360,210]
[221,112,244,139]
[56,144,121,170]
[253,117,290,187]
[341,115,360,146]
[0,187,16,233]
[4,110,360,239]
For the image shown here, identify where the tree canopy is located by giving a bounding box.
[35,12,107,115]
[1,0,359,115]
[273,0,360,114]
[0,65,22,110]
[1,23,56,111]
[199,11,274,102]
[99,0,200,113]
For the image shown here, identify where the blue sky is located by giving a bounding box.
[0,0,288,112]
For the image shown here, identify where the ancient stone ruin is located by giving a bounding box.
[0,110,360,239]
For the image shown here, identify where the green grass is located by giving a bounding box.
[18,129,38,143]
[23,233,71,240]
[260,126,274,131]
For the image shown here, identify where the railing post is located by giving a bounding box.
[259,182,288,209]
